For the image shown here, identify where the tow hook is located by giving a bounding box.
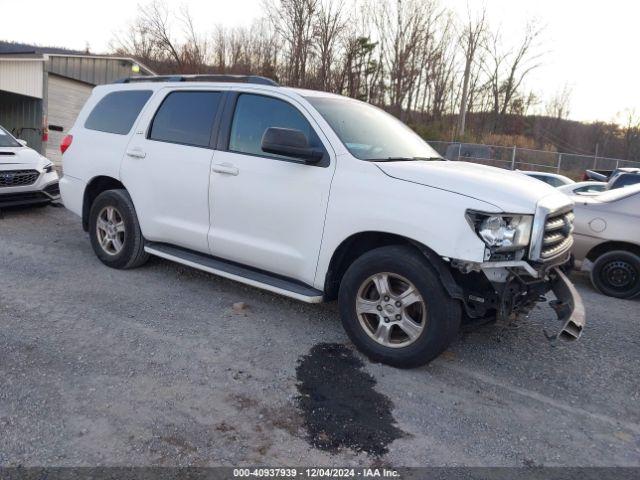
[547,267,586,340]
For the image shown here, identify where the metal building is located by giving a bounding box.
[0,42,155,165]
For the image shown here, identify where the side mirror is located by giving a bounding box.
[261,127,323,163]
[17,139,27,147]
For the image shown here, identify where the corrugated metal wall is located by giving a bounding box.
[0,90,43,152]
[48,56,150,85]
[0,59,44,98]
[46,75,93,166]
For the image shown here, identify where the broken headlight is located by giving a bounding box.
[467,211,533,252]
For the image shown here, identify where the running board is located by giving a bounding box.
[144,242,324,303]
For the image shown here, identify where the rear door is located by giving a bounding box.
[121,88,224,253]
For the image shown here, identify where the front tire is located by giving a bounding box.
[88,189,149,269]
[590,250,640,299]
[338,245,461,368]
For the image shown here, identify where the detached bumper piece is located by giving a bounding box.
[549,267,586,340]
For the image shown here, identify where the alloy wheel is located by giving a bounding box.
[355,272,427,348]
[96,206,126,256]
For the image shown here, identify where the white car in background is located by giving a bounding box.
[558,181,606,197]
[519,170,575,188]
[0,125,60,208]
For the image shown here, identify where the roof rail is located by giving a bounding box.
[113,74,279,86]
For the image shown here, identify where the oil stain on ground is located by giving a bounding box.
[295,343,404,456]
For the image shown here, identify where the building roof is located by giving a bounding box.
[0,40,86,56]
[0,41,156,82]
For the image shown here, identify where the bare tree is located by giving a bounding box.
[485,21,544,131]
[212,25,228,72]
[179,5,208,72]
[546,84,572,120]
[138,0,183,69]
[312,0,346,90]
[457,6,487,137]
[621,109,640,160]
[265,0,320,87]
[375,0,441,119]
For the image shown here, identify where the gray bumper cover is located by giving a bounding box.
[549,267,586,340]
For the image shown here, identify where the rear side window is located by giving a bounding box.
[229,94,322,159]
[84,90,152,135]
[545,177,564,187]
[614,174,640,188]
[149,91,222,148]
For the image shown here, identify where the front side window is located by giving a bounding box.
[85,90,152,135]
[229,94,322,159]
[0,126,20,147]
[575,185,600,193]
[304,95,440,161]
[149,91,222,148]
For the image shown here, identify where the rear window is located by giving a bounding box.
[84,90,152,135]
[149,91,222,148]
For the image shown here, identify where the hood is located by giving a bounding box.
[377,160,563,213]
[0,146,48,169]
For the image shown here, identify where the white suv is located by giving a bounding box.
[60,75,584,367]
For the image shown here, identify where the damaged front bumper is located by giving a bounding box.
[549,267,585,340]
[451,257,586,341]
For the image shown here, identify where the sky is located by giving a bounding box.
[0,0,637,124]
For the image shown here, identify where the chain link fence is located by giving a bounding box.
[428,141,640,180]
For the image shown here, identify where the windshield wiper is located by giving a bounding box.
[368,156,442,162]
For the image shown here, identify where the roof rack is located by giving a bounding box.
[113,74,279,86]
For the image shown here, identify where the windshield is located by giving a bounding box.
[0,126,21,148]
[305,96,440,161]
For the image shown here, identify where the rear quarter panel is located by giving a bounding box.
[572,194,640,261]
[61,85,157,184]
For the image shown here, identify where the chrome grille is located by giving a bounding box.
[540,210,574,259]
[0,170,40,188]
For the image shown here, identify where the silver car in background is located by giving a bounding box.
[572,184,640,299]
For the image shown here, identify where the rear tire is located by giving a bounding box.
[88,189,149,269]
[590,250,640,299]
[338,245,461,368]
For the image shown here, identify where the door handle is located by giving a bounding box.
[211,162,239,176]
[126,148,146,159]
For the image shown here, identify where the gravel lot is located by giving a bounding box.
[0,204,638,467]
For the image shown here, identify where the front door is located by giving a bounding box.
[121,89,223,253]
[208,92,335,285]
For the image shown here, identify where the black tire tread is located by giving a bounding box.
[338,245,461,368]
[88,189,149,270]
[590,250,640,299]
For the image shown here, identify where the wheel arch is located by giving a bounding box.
[586,241,640,262]
[82,176,126,231]
[323,231,463,302]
